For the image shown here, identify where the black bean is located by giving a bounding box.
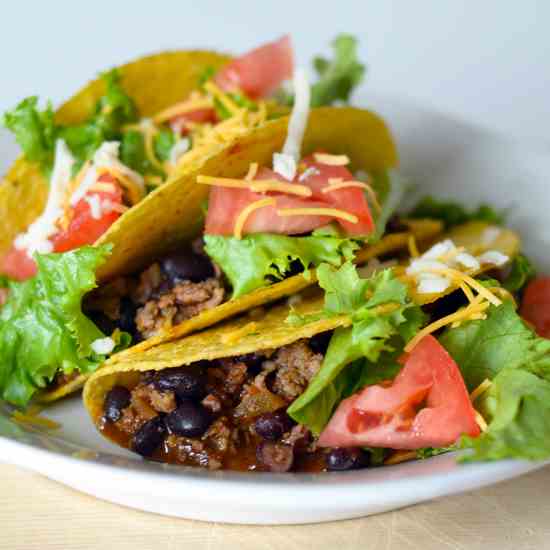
[153,365,207,400]
[165,401,212,438]
[160,250,214,283]
[308,331,333,355]
[117,297,138,335]
[104,386,131,422]
[234,353,265,373]
[132,416,166,457]
[325,447,371,471]
[257,441,294,472]
[254,410,294,441]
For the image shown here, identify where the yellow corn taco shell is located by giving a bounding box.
[0,50,231,260]
[83,289,349,429]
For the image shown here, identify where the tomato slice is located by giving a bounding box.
[318,335,480,450]
[204,160,374,237]
[215,35,294,99]
[0,246,38,281]
[52,174,123,253]
[520,277,550,338]
[170,108,218,136]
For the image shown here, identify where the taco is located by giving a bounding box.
[83,220,521,471]
[1,34,370,282]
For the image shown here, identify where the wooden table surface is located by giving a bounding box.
[2,462,549,549]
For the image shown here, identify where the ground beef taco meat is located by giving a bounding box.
[99,334,374,473]
[85,239,226,341]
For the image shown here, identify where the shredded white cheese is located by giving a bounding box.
[169,137,190,166]
[477,250,509,266]
[406,240,477,295]
[70,142,145,206]
[281,68,310,163]
[14,139,75,257]
[84,194,102,220]
[90,337,116,355]
[273,152,297,181]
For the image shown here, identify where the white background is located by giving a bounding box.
[0,0,549,144]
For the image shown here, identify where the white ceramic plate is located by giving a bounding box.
[1,94,549,524]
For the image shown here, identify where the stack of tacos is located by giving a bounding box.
[4,35,548,474]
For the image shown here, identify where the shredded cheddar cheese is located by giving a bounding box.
[384,451,417,466]
[234,198,276,239]
[204,81,241,116]
[12,410,61,430]
[153,97,213,124]
[459,282,475,304]
[408,235,420,258]
[250,181,312,197]
[276,207,358,224]
[98,168,144,205]
[197,174,312,197]
[470,378,493,402]
[220,322,259,344]
[405,300,490,352]
[313,153,350,166]
[422,266,502,307]
[322,179,366,193]
[474,410,488,432]
[245,163,259,180]
[90,182,117,193]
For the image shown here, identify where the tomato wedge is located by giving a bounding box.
[204,161,374,237]
[520,277,550,338]
[318,335,480,450]
[215,35,294,99]
[52,174,123,253]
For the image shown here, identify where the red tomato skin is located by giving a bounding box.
[520,277,550,338]
[170,108,218,136]
[52,176,123,253]
[215,35,294,99]
[318,335,480,450]
[0,246,38,281]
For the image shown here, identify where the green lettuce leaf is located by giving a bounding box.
[461,369,550,461]
[153,128,176,162]
[60,69,137,166]
[278,34,366,107]
[120,130,152,175]
[503,254,536,293]
[409,196,505,230]
[0,246,111,406]
[310,34,366,107]
[2,97,57,169]
[440,299,550,461]
[203,233,358,298]
[439,300,550,390]
[3,70,137,174]
[287,265,425,433]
